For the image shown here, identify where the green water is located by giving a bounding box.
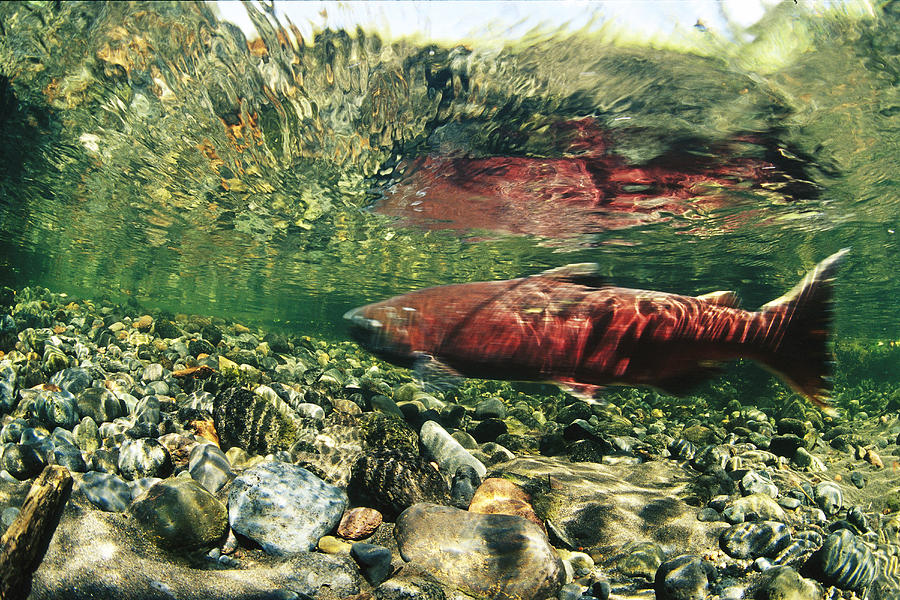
[0,1,898,408]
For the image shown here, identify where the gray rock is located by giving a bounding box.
[79,471,132,512]
[77,387,126,423]
[188,443,233,493]
[801,529,877,591]
[450,465,481,509]
[419,420,486,479]
[0,363,16,412]
[370,394,404,417]
[133,396,161,425]
[395,503,564,600]
[73,416,100,452]
[351,542,393,586]
[49,367,92,395]
[129,476,162,501]
[753,566,823,600]
[130,478,228,550]
[617,541,665,580]
[228,460,347,555]
[814,481,842,516]
[474,397,507,420]
[51,444,86,472]
[654,555,716,600]
[141,363,165,382]
[740,470,778,498]
[35,388,79,429]
[1,443,45,480]
[719,521,792,559]
[0,418,28,444]
[117,438,173,480]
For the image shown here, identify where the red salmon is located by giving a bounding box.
[345,250,847,409]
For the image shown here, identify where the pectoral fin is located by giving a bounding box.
[554,378,605,401]
[414,354,464,392]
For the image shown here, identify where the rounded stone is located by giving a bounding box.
[347,450,449,520]
[49,367,92,395]
[395,503,564,600]
[1,443,45,480]
[720,521,792,559]
[617,541,665,579]
[188,443,232,494]
[350,542,393,586]
[450,464,481,509]
[79,471,132,512]
[468,477,543,530]
[51,444,86,472]
[813,481,842,516]
[654,555,717,600]
[474,397,507,420]
[754,566,823,600]
[228,460,347,555]
[36,389,79,429]
[76,387,126,423]
[740,471,778,498]
[801,529,877,591]
[72,416,101,453]
[337,507,382,540]
[130,478,228,550]
[419,420,486,479]
[117,438,174,481]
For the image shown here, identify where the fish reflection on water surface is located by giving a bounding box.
[346,250,848,410]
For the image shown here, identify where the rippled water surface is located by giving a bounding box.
[0,1,898,400]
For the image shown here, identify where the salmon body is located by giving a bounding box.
[345,251,847,408]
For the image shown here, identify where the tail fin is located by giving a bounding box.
[758,249,849,411]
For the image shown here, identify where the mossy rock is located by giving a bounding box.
[212,386,298,455]
[356,412,419,456]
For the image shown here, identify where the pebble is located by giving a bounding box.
[813,481,843,516]
[724,494,786,523]
[51,444,86,472]
[740,470,778,498]
[0,443,45,480]
[337,507,382,540]
[617,541,665,579]
[654,554,716,600]
[350,542,393,586]
[755,566,823,600]
[719,521,792,559]
[468,477,544,530]
[449,464,481,509]
[188,443,232,494]
[419,420,486,479]
[117,438,173,480]
[228,460,347,555]
[76,387,126,423]
[130,478,228,550]
[35,388,79,429]
[72,416,101,452]
[347,450,449,519]
[395,503,564,600]
[79,471,132,512]
[474,397,507,420]
[802,529,877,591]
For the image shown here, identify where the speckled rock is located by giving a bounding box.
[229,460,347,555]
[337,507,383,540]
[347,450,450,520]
[117,438,173,481]
[655,555,717,600]
[212,387,297,455]
[73,416,100,453]
[130,478,228,550]
[753,566,824,600]
[617,541,666,580]
[395,503,564,600]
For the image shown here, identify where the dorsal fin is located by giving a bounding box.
[534,263,608,287]
[697,290,740,308]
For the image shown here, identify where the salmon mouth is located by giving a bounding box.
[342,307,383,331]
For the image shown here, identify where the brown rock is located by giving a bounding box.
[337,507,382,540]
[133,315,153,331]
[158,433,199,471]
[187,420,220,446]
[468,477,544,531]
[172,365,215,379]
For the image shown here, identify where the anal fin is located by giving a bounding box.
[414,354,464,393]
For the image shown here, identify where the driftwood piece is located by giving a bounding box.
[0,465,73,600]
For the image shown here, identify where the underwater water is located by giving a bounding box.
[2,3,900,600]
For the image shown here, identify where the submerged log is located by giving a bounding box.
[0,465,73,600]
